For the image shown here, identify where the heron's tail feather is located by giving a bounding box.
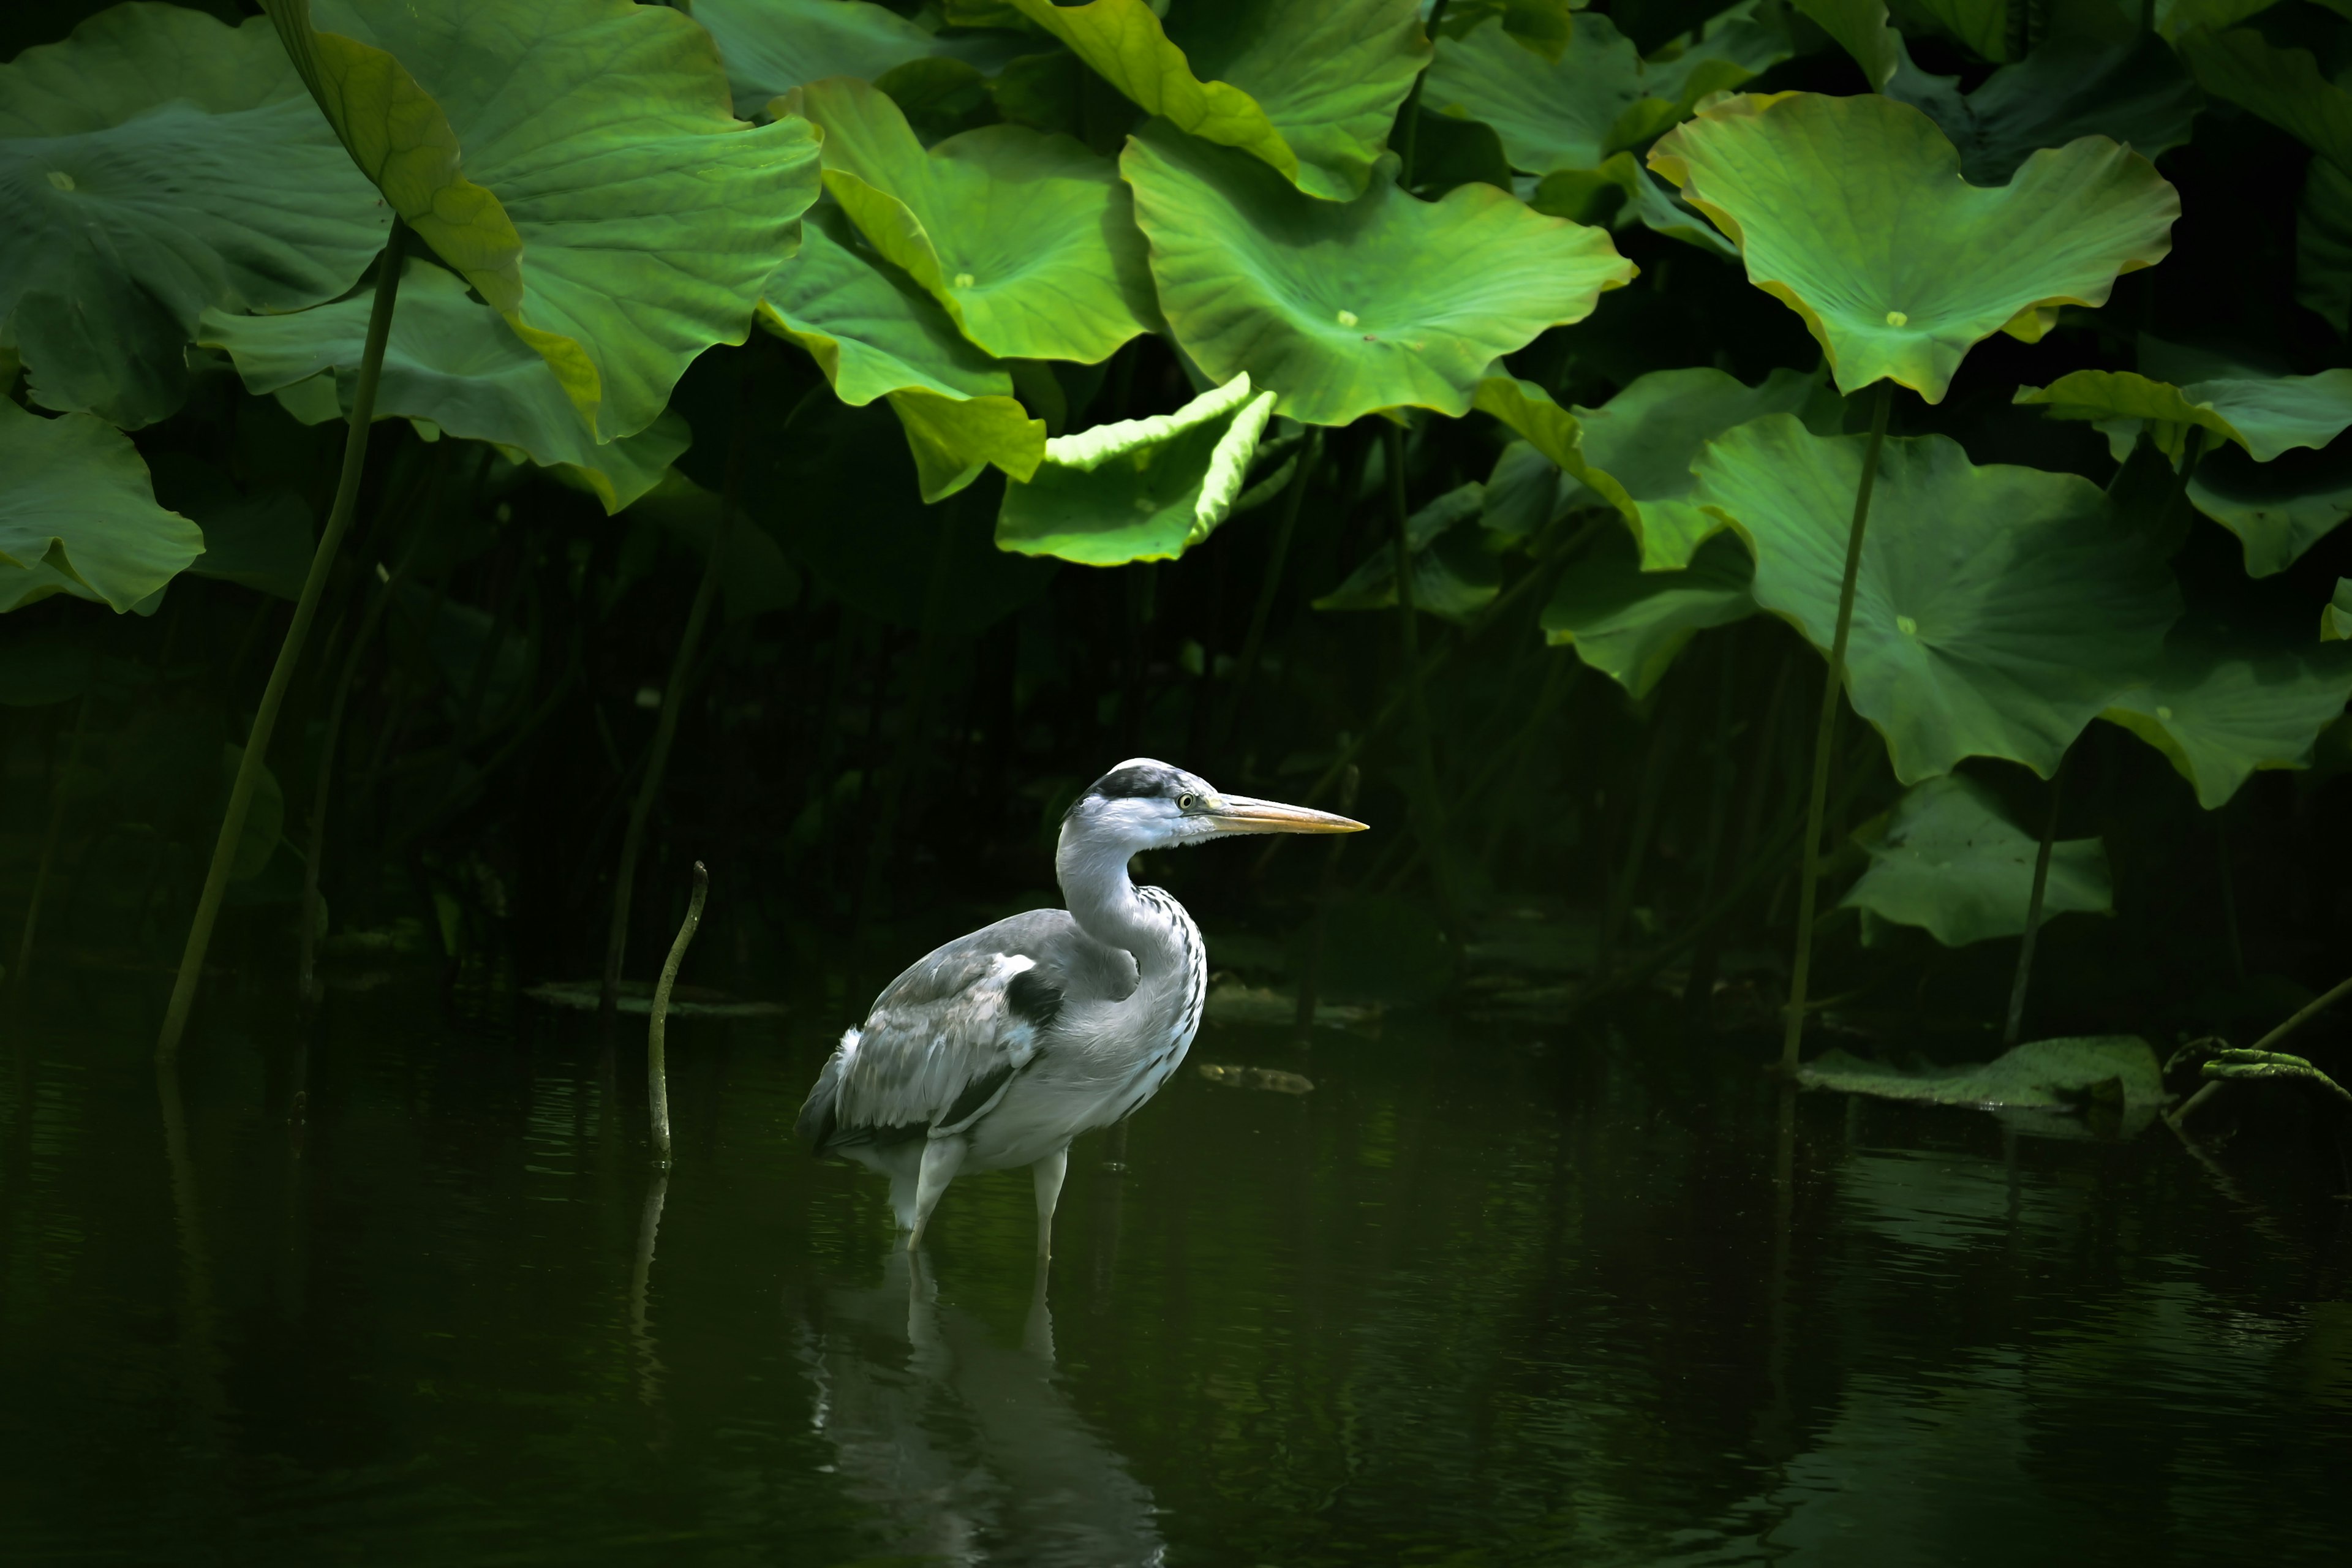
[793,1030,859,1149]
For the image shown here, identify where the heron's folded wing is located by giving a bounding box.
[829,949,1060,1142]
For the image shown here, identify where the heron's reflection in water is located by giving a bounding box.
[802,1253,1166,1567]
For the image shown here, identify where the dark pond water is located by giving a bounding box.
[4,965,2350,1566]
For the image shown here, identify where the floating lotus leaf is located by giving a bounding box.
[686,0,1026,116]
[997,375,1278,565]
[270,0,821,442]
[886,388,1046,503]
[0,399,204,615]
[2015,368,2352,463]
[1126,126,1634,426]
[761,205,1012,407]
[1694,416,2182,782]
[1787,0,1900,89]
[788,75,1158,364]
[1647,92,2177,403]
[1008,0,1428,202]
[1541,527,1755,698]
[2177,26,2352,176]
[1798,1036,2163,1107]
[1839,774,2111,948]
[2326,578,2352,641]
[0,5,390,428]
[1314,484,1498,621]
[1887,32,2201,186]
[199,262,687,514]
[2100,633,2352,808]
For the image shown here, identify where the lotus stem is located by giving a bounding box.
[10,697,90,992]
[1384,422,1466,951]
[157,220,409,1064]
[648,861,707,1170]
[2002,750,2070,1049]
[298,554,412,1001]
[1780,379,1893,1076]
[2246,971,2352,1058]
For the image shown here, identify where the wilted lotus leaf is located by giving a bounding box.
[200,262,687,514]
[1314,484,1499,621]
[0,6,389,428]
[1008,0,1428,201]
[1541,527,1755,698]
[2101,633,2352,808]
[2015,368,2352,463]
[687,0,1025,116]
[1694,416,2182,782]
[786,75,1158,364]
[0,399,205,615]
[266,0,821,441]
[1889,33,2201,187]
[886,388,1045,503]
[1647,92,2177,402]
[997,375,1278,565]
[1126,126,1634,426]
[1838,774,2111,948]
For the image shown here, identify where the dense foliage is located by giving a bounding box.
[5,0,2352,1055]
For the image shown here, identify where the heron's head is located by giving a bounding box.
[1060,758,1368,857]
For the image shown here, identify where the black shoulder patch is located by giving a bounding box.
[940,1061,1016,1133]
[1093,762,1175,799]
[1007,966,1065,1031]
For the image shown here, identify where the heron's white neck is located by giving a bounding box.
[1056,835,1189,979]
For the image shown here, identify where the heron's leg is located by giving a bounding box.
[1031,1145,1069,1261]
[905,1134,966,1253]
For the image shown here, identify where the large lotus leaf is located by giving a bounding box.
[886,388,1046,503]
[1314,483,1499,620]
[1893,0,2008,61]
[2301,156,2352,335]
[760,204,1012,406]
[0,399,205,615]
[1439,1,1577,59]
[1646,92,2178,403]
[1839,773,2111,948]
[1472,377,1638,515]
[1694,417,2184,782]
[198,262,686,514]
[1886,32,2202,187]
[685,0,1025,116]
[1125,126,1634,426]
[1798,1036,2163,1107]
[1787,0,1900,89]
[1541,527,1755,698]
[2101,635,2352,808]
[787,75,1156,364]
[187,491,314,602]
[997,374,1278,565]
[1007,0,1428,202]
[2177,26,2352,176]
[274,0,822,442]
[2015,368,2352,464]
[0,4,390,429]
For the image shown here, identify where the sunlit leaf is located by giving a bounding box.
[2101,632,2352,808]
[0,399,205,615]
[1887,32,2201,186]
[1314,484,1498,620]
[787,75,1158,364]
[1125,125,1635,426]
[1648,92,2177,402]
[2015,368,2352,463]
[1472,377,1638,517]
[0,4,389,428]
[997,374,1278,565]
[1838,774,2111,948]
[886,388,1046,502]
[1694,416,2182,781]
[199,260,688,514]
[685,0,1025,116]
[270,0,822,441]
[761,204,1013,405]
[1008,0,1429,201]
[1541,527,1755,698]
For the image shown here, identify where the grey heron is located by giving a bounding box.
[795,758,1366,1257]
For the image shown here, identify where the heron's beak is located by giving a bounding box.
[1206,794,1368,835]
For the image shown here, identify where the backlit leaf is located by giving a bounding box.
[0,399,205,615]
[1838,774,2111,948]
[886,388,1046,503]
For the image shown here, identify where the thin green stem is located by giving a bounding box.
[157,222,409,1063]
[1780,379,1893,1076]
[2002,750,2069,1049]
[11,698,91,991]
[648,861,707,1170]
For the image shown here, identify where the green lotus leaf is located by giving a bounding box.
[2015,368,2352,464]
[885,388,1046,503]
[1314,483,1499,621]
[2177,26,2352,176]
[1008,0,1429,202]
[1787,0,1900,89]
[1887,32,2201,186]
[1541,527,1755,698]
[1839,774,2112,948]
[2157,0,2280,39]
[1471,377,1638,516]
[787,75,1157,364]
[273,0,822,442]
[1893,0,2008,61]
[187,491,314,602]
[997,374,1278,565]
[1440,0,1576,59]
[2101,633,2352,808]
[1646,92,2178,403]
[1425,9,1790,178]
[2326,579,2352,641]
[1798,1036,2163,1107]
[1482,440,1568,537]
[0,4,391,428]
[760,204,1013,405]
[0,399,205,615]
[2301,155,2352,335]
[1693,416,2183,782]
[685,0,1026,116]
[1126,126,1635,426]
[198,261,687,514]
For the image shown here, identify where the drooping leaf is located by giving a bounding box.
[2176,26,2352,176]
[787,75,1158,364]
[270,0,823,441]
[997,374,1278,565]
[199,261,688,514]
[1798,1036,2165,1107]
[1541,527,1755,698]
[2100,632,2352,808]
[0,4,390,428]
[0,399,205,615]
[1838,773,2111,948]
[1785,0,1901,89]
[1647,92,2177,402]
[685,0,1027,116]
[1125,124,1635,426]
[887,388,1046,502]
[2015,368,2352,463]
[1885,31,2201,186]
[1472,377,1640,518]
[1314,483,1499,621]
[2324,578,2352,641]
[761,205,1014,406]
[1007,0,1429,202]
[1694,416,2182,782]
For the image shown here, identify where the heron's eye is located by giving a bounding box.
[1177,793,1197,810]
